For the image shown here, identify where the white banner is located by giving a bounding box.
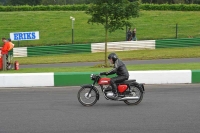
[10,31,39,41]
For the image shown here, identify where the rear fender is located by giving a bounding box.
[81,84,100,100]
[130,82,145,93]
[139,83,145,93]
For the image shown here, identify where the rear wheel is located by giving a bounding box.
[77,86,98,106]
[124,85,143,105]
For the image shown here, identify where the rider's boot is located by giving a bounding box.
[113,92,118,100]
[111,83,118,99]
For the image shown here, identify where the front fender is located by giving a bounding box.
[81,84,100,100]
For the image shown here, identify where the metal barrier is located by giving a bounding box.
[0,49,14,71]
[91,40,156,53]
[2,54,6,71]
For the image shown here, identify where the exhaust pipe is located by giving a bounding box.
[119,96,139,101]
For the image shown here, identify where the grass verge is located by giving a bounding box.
[14,46,200,65]
[1,62,200,73]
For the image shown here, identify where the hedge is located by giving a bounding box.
[0,4,88,12]
[140,4,200,11]
[0,4,200,12]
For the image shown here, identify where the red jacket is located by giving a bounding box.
[1,42,10,54]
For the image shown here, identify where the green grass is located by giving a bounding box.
[1,62,200,73]
[0,11,200,47]
[0,46,199,73]
[14,46,200,65]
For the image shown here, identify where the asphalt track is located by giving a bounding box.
[21,57,200,68]
[0,84,199,133]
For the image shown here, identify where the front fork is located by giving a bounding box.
[87,85,93,97]
[82,83,100,100]
[87,80,96,96]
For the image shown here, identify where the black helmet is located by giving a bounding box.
[108,53,118,62]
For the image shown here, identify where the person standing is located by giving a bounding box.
[7,38,14,51]
[1,38,10,54]
[1,38,10,70]
[127,28,132,41]
[132,28,137,41]
[7,38,14,69]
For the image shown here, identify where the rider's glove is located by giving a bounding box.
[100,72,107,75]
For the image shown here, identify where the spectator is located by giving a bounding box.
[1,38,10,55]
[132,28,137,41]
[7,38,14,69]
[127,28,132,41]
[1,38,11,70]
[7,38,14,51]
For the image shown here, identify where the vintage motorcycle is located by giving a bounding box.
[77,74,145,106]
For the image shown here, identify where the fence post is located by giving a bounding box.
[18,41,20,47]
[126,25,127,41]
[176,23,178,39]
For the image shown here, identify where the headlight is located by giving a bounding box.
[90,74,93,79]
[90,74,96,80]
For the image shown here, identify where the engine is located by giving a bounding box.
[102,85,114,98]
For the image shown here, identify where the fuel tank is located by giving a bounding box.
[98,78,110,85]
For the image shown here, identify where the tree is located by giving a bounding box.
[86,0,139,66]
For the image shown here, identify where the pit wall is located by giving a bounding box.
[0,70,199,87]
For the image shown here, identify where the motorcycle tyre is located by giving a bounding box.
[77,86,98,107]
[124,85,143,105]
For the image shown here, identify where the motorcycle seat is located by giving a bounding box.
[120,79,136,84]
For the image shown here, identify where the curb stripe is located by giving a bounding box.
[192,70,200,83]
[54,72,98,86]
[0,70,199,87]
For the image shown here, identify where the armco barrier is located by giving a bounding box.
[12,44,91,57]
[91,40,155,53]
[13,47,27,57]
[27,44,91,57]
[0,70,199,87]
[156,38,200,48]
[11,38,200,57]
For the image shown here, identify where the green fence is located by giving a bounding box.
[156,38,200,48]
[27,44,91,57]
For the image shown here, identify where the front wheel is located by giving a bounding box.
[124,85,143,105]
[77,86,98,106]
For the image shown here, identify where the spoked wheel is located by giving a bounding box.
[77,87,98,106]
[124,85,143,105]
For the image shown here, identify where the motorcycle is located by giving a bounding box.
[77,74,145,106]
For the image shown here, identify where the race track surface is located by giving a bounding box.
[0,84,199,133]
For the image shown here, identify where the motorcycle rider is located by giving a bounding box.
[100,53,129,99]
